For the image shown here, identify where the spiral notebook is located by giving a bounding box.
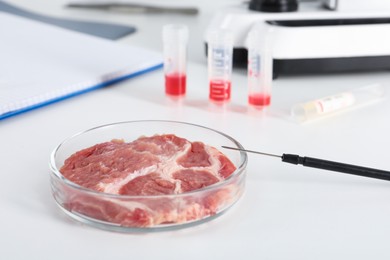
[0,12,162,120]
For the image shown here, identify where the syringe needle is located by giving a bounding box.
[221,146,281,158]
[221,146,390,182]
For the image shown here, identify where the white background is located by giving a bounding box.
[2,1,390,259]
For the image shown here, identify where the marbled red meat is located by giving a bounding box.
[60,134,237,227]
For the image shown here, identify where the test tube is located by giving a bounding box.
[291,83,386,122]
[162,24,189,99]
[207,29,233,105]
[247,24,273,109]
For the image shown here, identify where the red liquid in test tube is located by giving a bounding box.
[165,73,186,96]
[209,80,231,102]
[248,93,271,106]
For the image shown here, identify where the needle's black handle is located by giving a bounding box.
[282,154,390,181]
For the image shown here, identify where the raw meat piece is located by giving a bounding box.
[60,134,237,227]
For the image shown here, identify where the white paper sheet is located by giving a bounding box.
[0,12,162,119]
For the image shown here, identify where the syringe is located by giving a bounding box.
[222,146,390,182]
[291,83,386,122]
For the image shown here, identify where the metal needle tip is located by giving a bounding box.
[221,146,281,159]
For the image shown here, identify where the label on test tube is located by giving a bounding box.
[313,92,355,114]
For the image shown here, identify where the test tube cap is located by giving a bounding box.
[162,24,189,44]
[206,29,234,46]
[247,22,274,49]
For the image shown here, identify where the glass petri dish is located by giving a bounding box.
[49,120,247,232]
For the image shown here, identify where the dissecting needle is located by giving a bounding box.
[221,146,390,181]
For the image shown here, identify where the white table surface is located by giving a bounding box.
[2,1,390,259]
